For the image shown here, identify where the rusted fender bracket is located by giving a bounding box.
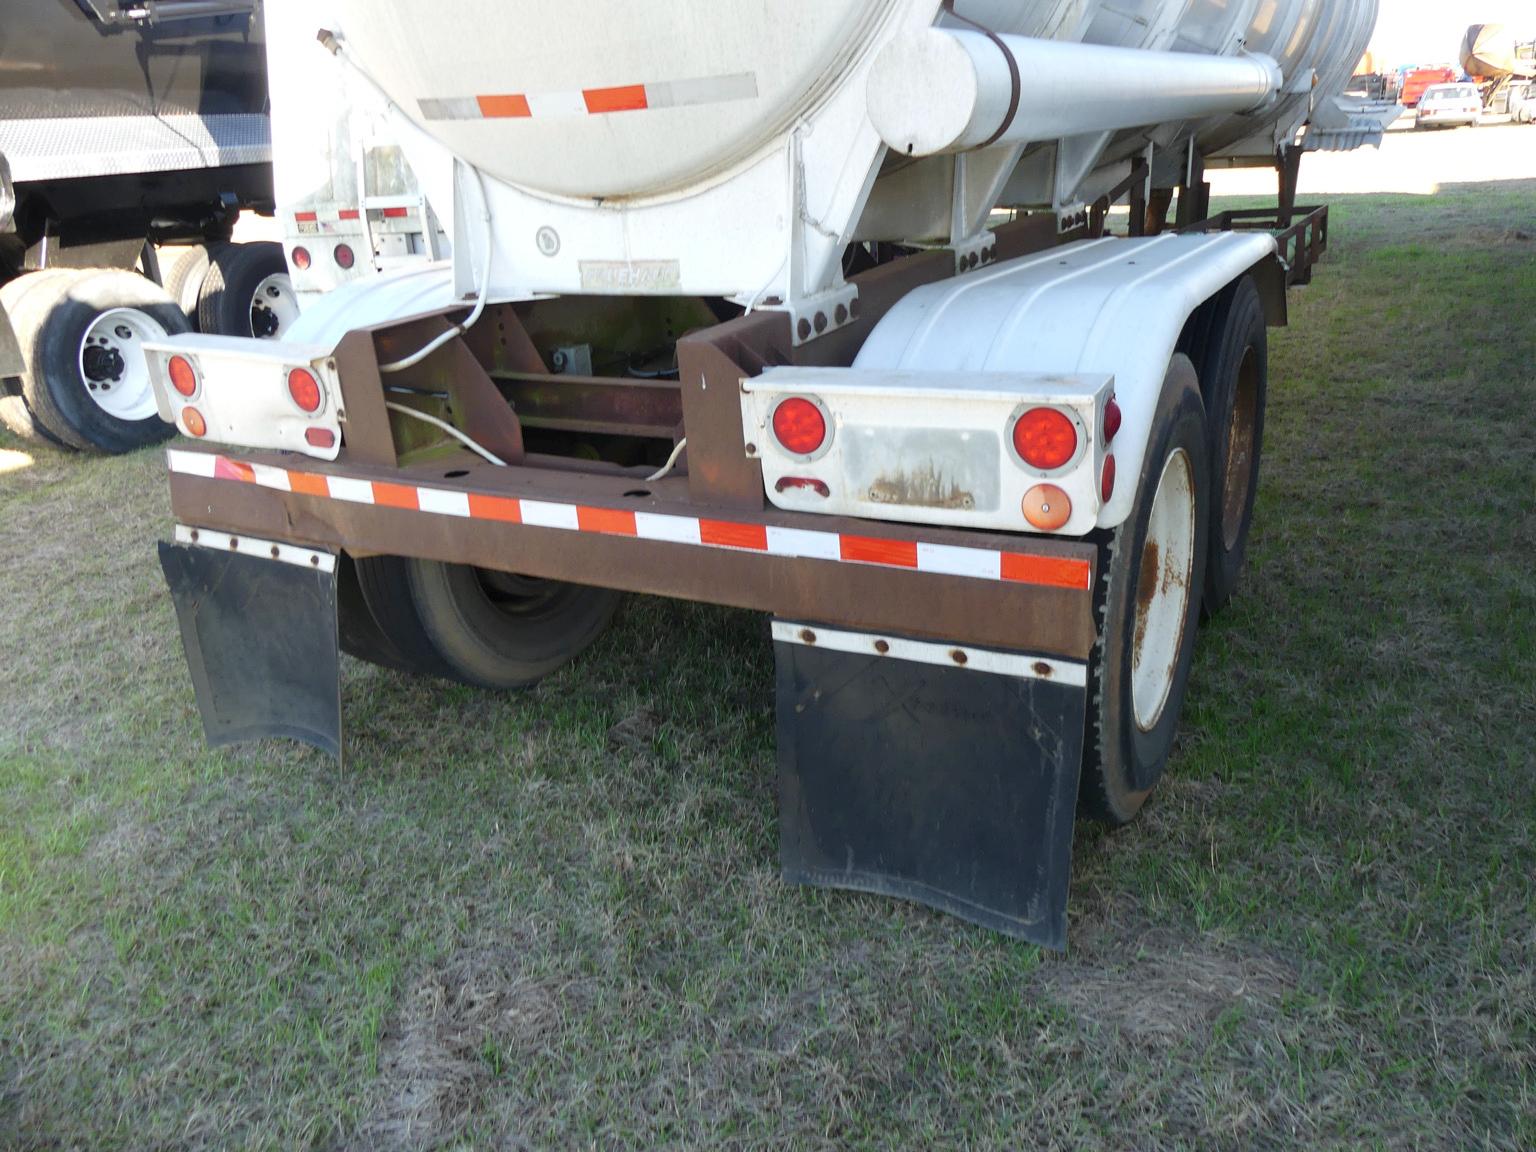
[776,622,1085,950]
[158,538,343,759]
[165,446,1101,661]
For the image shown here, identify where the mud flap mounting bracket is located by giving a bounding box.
[774,620,1086,950]
[158,529,342,759]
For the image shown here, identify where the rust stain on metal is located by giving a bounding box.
[950,649,968,665]
[799,628,817,645]
[874,639,890,654]
[1032,660,1054,678]
[868,462,975,510]
[1135,538,1160,654]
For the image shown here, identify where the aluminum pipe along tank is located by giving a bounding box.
[867,29,1283,156]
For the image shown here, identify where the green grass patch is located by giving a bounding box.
[2,183,1533,1150]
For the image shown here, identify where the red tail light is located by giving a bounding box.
[168,355,198,398]
[1012,407,1078,471]
[288,368,322,413]
[1103,397,1122,443]
[771,397,828,457]
[1101,455,1116,503]
[290,246,312,271]
[305,427,336,449]
[333,244,355,270]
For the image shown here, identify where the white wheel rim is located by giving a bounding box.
[249,273,300,339]
[1131,447,1197,732]
[77,307,170,421]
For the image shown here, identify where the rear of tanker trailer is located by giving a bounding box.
[144,0,1390,947]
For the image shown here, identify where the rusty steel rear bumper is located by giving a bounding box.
[161,443,1099,947]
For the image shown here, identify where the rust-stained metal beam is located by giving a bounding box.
[167,448,1100,661]
[492,372,682,440]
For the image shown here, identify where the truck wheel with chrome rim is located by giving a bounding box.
[197,242,300,339]
[1080,354,1210,826]
[0,267,189,453]
[405,559,622,689]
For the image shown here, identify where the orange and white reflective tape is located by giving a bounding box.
[418,72,758,121]
[167,449,1093,592]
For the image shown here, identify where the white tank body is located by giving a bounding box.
[307,0,1380,305]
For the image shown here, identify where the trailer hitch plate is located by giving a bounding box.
[774,621,1085,950]
[158,530,341,758]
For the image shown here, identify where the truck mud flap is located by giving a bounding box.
[158,532,341,758]
[774,622,1086,950]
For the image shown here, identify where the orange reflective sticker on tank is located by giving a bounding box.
[583,84,648,114]
[476,93,532,118]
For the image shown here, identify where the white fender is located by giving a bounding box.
[852,231,1276,528]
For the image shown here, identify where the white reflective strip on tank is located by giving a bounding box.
[770,621,1086,688]
[417,97,482,120]
[643,72,758,109]
[415,488,472,517]
[916,542,1002,579]
[174,524,337,574]
[250,463,293,491]
[634,511,702,545]
[765,525,842,561]
[326,476,375,504]
[519,500,581,530]
[167,448,218,478]
[526,89,589,118]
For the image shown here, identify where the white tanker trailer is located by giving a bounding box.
[145,0,1388,947]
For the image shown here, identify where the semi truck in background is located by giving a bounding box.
[0,0,285,453]
[146,0,1395,947]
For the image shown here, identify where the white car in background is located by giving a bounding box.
[1414,83,1482,129]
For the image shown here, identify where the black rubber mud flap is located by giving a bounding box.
[158,541,342,758]
[776,625,1086,950]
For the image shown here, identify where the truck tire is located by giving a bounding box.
[351,555,458,679]
[2,268,188,453]
[404,559,622,689]
[197,242,299,339]
[1187,275,1266,616]
[1080,355,1210,826]
[161,243,228,324]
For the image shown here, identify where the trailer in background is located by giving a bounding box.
[0,0,283,453]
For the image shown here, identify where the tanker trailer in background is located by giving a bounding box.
[262,0,449,310]
[0,0,285,454]
[145,0,1392,947]
[1461,24,1536,112]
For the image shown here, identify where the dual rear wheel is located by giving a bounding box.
[1081,274,1267,824]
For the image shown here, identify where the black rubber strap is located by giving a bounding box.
[941,0,1021,148]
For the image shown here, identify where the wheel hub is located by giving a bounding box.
[1130,447,1197,732]
[76,307,170,421]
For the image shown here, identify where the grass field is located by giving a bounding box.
[2,183,1533,1150]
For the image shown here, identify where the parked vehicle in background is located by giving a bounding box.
[0,0,277,453]
[1400,66,1458,107]
[1415,83,1483,129]
[1511,83,1536,122]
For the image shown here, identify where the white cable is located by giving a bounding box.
[644,438,687,482]
[384,401,506,466]
[379,159,493,373]
[317,30,495,375]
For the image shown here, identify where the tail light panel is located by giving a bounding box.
[742,367,1115,536]
[141,334,343,461]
